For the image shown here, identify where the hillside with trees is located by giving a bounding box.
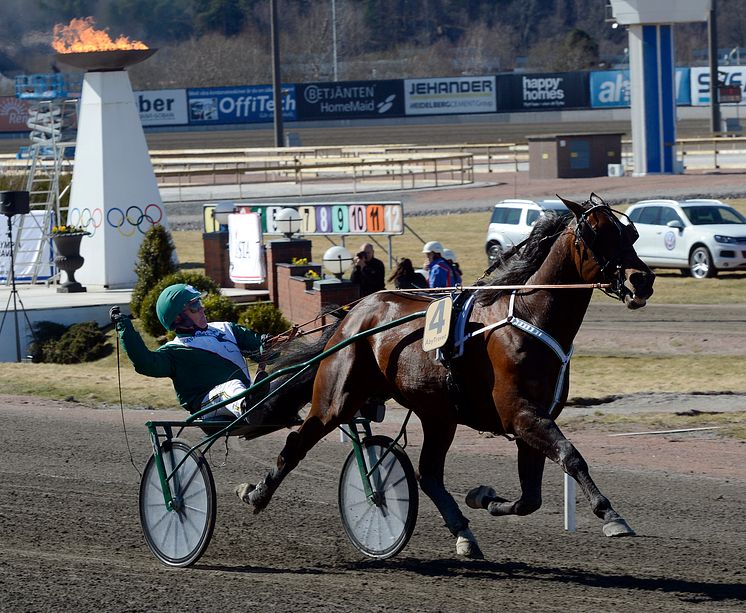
[0,0,745,92]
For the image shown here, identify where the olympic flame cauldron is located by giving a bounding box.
[54,18,169,289]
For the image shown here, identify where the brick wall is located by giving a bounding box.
[266,239,313,303]
[274,263,359,326]
[202,232,233,288]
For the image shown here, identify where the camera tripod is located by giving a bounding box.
[0,214,34,362]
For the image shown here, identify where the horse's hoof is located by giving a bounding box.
[603,518,636,537]
[456,528,484,559]
[247,481,270,514]
[465,485,496,510]
[235,482,256,504]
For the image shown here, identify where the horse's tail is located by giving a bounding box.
[259,312,345,425]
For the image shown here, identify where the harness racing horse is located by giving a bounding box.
[238,194,655,558]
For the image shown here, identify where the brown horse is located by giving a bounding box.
[238,194,655,558]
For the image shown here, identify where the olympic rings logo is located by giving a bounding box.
[67,207,103,236]
[107,204,163,236]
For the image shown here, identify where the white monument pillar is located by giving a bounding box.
[58,49,168,288]
[609,0,711,175]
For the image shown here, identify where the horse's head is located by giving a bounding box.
[558,193,655,309]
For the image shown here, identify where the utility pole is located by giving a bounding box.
[709,0,721,133]
[332,0,338,81]
[270,0,284,147]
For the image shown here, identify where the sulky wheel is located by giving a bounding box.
[139,439,216,567]
[338,435,418,559]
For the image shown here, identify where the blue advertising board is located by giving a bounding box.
[186,84,296,125]
[296,80,405,120]
[590,68,691,108]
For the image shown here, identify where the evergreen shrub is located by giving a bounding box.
[40,321,110,364]
[238,302,290,335]
[130,224,178,318]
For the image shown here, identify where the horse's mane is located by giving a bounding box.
[476,212,572,306]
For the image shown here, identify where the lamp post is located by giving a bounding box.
[270,0,284,147]
[332,0,338,81]
[709,0,721,133]
[322,245,353,280]
[275,207,302,239]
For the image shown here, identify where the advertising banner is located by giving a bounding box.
[187,84,296,125]
[136,89,188,126]
[404,76,496,115]
[691,66,746,105]
[296,80,404,120]
[228,212,265,284]
[0,212,53,282]
[496,72,589,111]
[0,97,31,133]
[590,68,691,107]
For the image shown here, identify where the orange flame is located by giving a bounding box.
[52,17,148,53]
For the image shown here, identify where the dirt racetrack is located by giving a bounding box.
[1,391,744,613]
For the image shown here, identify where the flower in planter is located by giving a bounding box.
[51,225,90,236]
[304,269,320,280]
[51,225,89,235]
[292,257,309,265]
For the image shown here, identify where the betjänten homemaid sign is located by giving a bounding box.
[204,202,404,236]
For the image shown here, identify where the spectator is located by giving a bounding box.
[442,248,463,285]
[350,242,385,296]
[422,241,459,288]
[388,258,428,289]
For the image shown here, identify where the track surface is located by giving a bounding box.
[1,393,743,613]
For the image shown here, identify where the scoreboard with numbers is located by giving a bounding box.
[204,202,404,236]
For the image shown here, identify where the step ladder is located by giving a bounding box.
[8,74,80,285]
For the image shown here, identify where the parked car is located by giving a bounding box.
[484,198,568,262]
[625,199,746,278]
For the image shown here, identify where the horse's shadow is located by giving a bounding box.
[194,558,741,604]
[345,558,744,604]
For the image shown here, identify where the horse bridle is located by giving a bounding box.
[573,194,640,302]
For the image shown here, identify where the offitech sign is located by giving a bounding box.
[187,85,297,124]
[404,76,496,115]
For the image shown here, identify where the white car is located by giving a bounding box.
[484,198,568,262]
[625,199,746,278]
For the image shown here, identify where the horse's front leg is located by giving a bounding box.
[468,410,634,536]
[514,411,635,536]
[466,438,546,517]
[418,415,483,559]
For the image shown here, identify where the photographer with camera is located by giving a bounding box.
[350,242,385,297]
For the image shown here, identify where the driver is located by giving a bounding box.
[110,283,275,422]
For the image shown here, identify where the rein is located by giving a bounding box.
[386,283,611,292]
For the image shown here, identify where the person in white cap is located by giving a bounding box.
[422,240,459,288]
[442,247,463,285]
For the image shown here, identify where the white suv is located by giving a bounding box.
[625,199,746,278]
[485,199,568,262]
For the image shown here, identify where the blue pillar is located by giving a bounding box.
[629,24,677,174]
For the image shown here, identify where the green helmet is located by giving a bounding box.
[156,283,203,330]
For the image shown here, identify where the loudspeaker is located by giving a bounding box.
[0,191,30,216]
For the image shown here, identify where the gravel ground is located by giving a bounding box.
[0,395,744,613]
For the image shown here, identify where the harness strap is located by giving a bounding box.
[462,291,573,415]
